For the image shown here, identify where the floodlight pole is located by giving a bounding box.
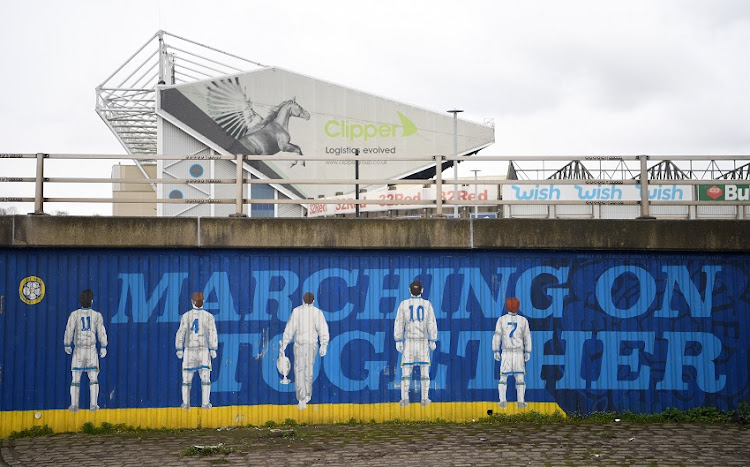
[158,31,166,85]
[447,109,463,218]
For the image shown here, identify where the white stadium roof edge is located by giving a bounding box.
[96,29,495,183]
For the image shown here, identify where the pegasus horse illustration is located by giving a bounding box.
[207,77,310,166]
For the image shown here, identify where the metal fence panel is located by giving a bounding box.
[1,248,748,434]
[553,205,593,219]
[696,205,739,219]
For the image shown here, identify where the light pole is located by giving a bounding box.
[447,109,463,218]
[471,169,480,218]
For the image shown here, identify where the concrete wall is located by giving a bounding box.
[1,215,748,251]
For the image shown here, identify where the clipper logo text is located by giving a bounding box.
[325,112,417,141]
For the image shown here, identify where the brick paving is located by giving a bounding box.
[1,422,748,466]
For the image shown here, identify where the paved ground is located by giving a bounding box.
[1,422,748,466]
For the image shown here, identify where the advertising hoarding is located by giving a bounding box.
[502,184,694,202]
[158,68,495,199]
[306,184,498,217]
[698,184,750,201]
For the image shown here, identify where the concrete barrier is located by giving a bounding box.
[1,215,748,251]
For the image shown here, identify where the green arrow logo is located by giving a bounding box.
[398,112,418,137]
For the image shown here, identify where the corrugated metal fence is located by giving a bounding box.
[1,248,748,435]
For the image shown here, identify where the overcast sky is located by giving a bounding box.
[1,0,749,214]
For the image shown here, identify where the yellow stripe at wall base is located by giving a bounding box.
[0,402,565,437]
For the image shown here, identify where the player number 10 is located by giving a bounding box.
[408,305,425,322]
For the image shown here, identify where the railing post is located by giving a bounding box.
[354,149,360,218]
[33,153,46,215]
[435,155,444,217]
[637,154,655,219]
[230,153,247,217]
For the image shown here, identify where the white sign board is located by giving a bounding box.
[158,67,495,199]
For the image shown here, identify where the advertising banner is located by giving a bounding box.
[2,247,748,432]
[158,68,495,199]
[698,184,750,201]
[502,184,694,202]
[306,184,498,217]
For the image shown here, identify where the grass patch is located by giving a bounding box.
[281,418,297,427]
[333,417,361,426]
[483,410,567,424]
[482,405,749,425]
[264,420,277,428]
[732,402,750,424]
[568,407,736,424]
[80,422,178,435]
[8,425,54,439]
[383,418,403,425]
[81,421,135,434]
[182,443,232,457]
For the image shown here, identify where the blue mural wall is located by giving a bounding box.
[1,248,748,414]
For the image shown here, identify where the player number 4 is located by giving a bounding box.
[191,318,199,334]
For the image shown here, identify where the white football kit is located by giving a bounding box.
[281,303,329,408]
[65,308,108,370]
[64,307,108,411]
[492,311,531,408]
[493,312,531,374]
[175,307,218,409]
[394,295,438,405]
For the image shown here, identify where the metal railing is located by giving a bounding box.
[1,153,749,218]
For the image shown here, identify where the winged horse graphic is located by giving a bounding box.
[207,77,310,166]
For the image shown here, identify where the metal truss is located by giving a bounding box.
[718,162,750,180]
[547,160,594,180]
[634,160,692,180]
[96,30,267,157]
[509,158,746,181]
